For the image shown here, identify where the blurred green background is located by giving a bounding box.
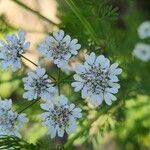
[0,0,150,150]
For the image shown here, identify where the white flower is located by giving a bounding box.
[133,43,150,62]
[40,95,82,138]
[0,98,28,137]
[72,52,122,106]
[38,30,81,68]
[23,67,55,101]
[0,30,30,71]
[137,21,150,39]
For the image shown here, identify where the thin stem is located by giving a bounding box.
[18,99,40,114]
[47,73,56,81]
[65,0,99,45]
[59,80,74,83]
[11,0,58,26]
[58,68,61,95]
[20,54,38,67]
[58,73,74,84]
[21,54,56,80]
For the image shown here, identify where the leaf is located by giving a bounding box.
[0,136,36,150]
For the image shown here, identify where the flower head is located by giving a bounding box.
[0,31,30,71]
[72,52,122,106]
[40,95,82,138]
[0,98,28,137]
[38,30,81,68]
[23,67,55,101]
[138,21,150,39]
[133,43,150,62]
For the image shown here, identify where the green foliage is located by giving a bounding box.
[0,0,150,149]
[0,136,36,150]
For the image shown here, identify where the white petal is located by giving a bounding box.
[71,82,83,92]
[105,88,118,94]
[85,52,96,65]
[104,93,112,105]
[57,127,64,137]
[72,108,82,118]
[75,64,86,74]
[109,75,119,82]
[91,94,103,106]
[66,118,76,134]
[81,86,88,98]
[53,30,64,41]
[96,55,110,68]
[70,39,78,46]
[62,35,71,46]
[73,74,83,82]
[59,95,68,105]
[48,126,56,138]
[18,30,26,42]
[36,67,45,77]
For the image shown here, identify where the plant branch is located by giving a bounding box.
[20,54,56,80]
[11,0,58,26]
[20,54,38,67]
[18,99,40,114]
[65,0,99,45]
[58,68,61,95]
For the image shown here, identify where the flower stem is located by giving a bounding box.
[20,54,56,81]
[18,99,40,114]
[65,0,99,45]
[58,73,74,84]
[11,0,58,26]
[58,68,61,95]
[20,54,38,67]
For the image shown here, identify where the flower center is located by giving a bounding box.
[0,111,17,129]
[6,42,23,59]
[33,77,50,95]
[50,42,69,60]
[82,65,109,94]
[50,105,71,128]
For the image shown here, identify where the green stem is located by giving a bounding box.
[21,54,38,67]
[18,99,40,114]
[65,0,99,45]
[20,54,56,81]
[58,68,61,95]
[11,0,58,26]
[58,73,74,84]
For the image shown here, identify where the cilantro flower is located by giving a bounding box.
[0,98,28,137]
[40,95,82,138]
[72,52,122,106]
[133,43,150,62]
[23,67,55,101]
[0,31,30,71]
[38,30,81,68]
[138,21,150,39]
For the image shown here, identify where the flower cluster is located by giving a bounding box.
[133,21,150,62]
[72,52,122,106]
[133,43,150,62]
[23,67,55,101]
[0,98,28,137]
[138,21,150,39]
[0,30,122,139]
[38,30,81,68]
[0,31,30,71]
[40,95,82,138]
